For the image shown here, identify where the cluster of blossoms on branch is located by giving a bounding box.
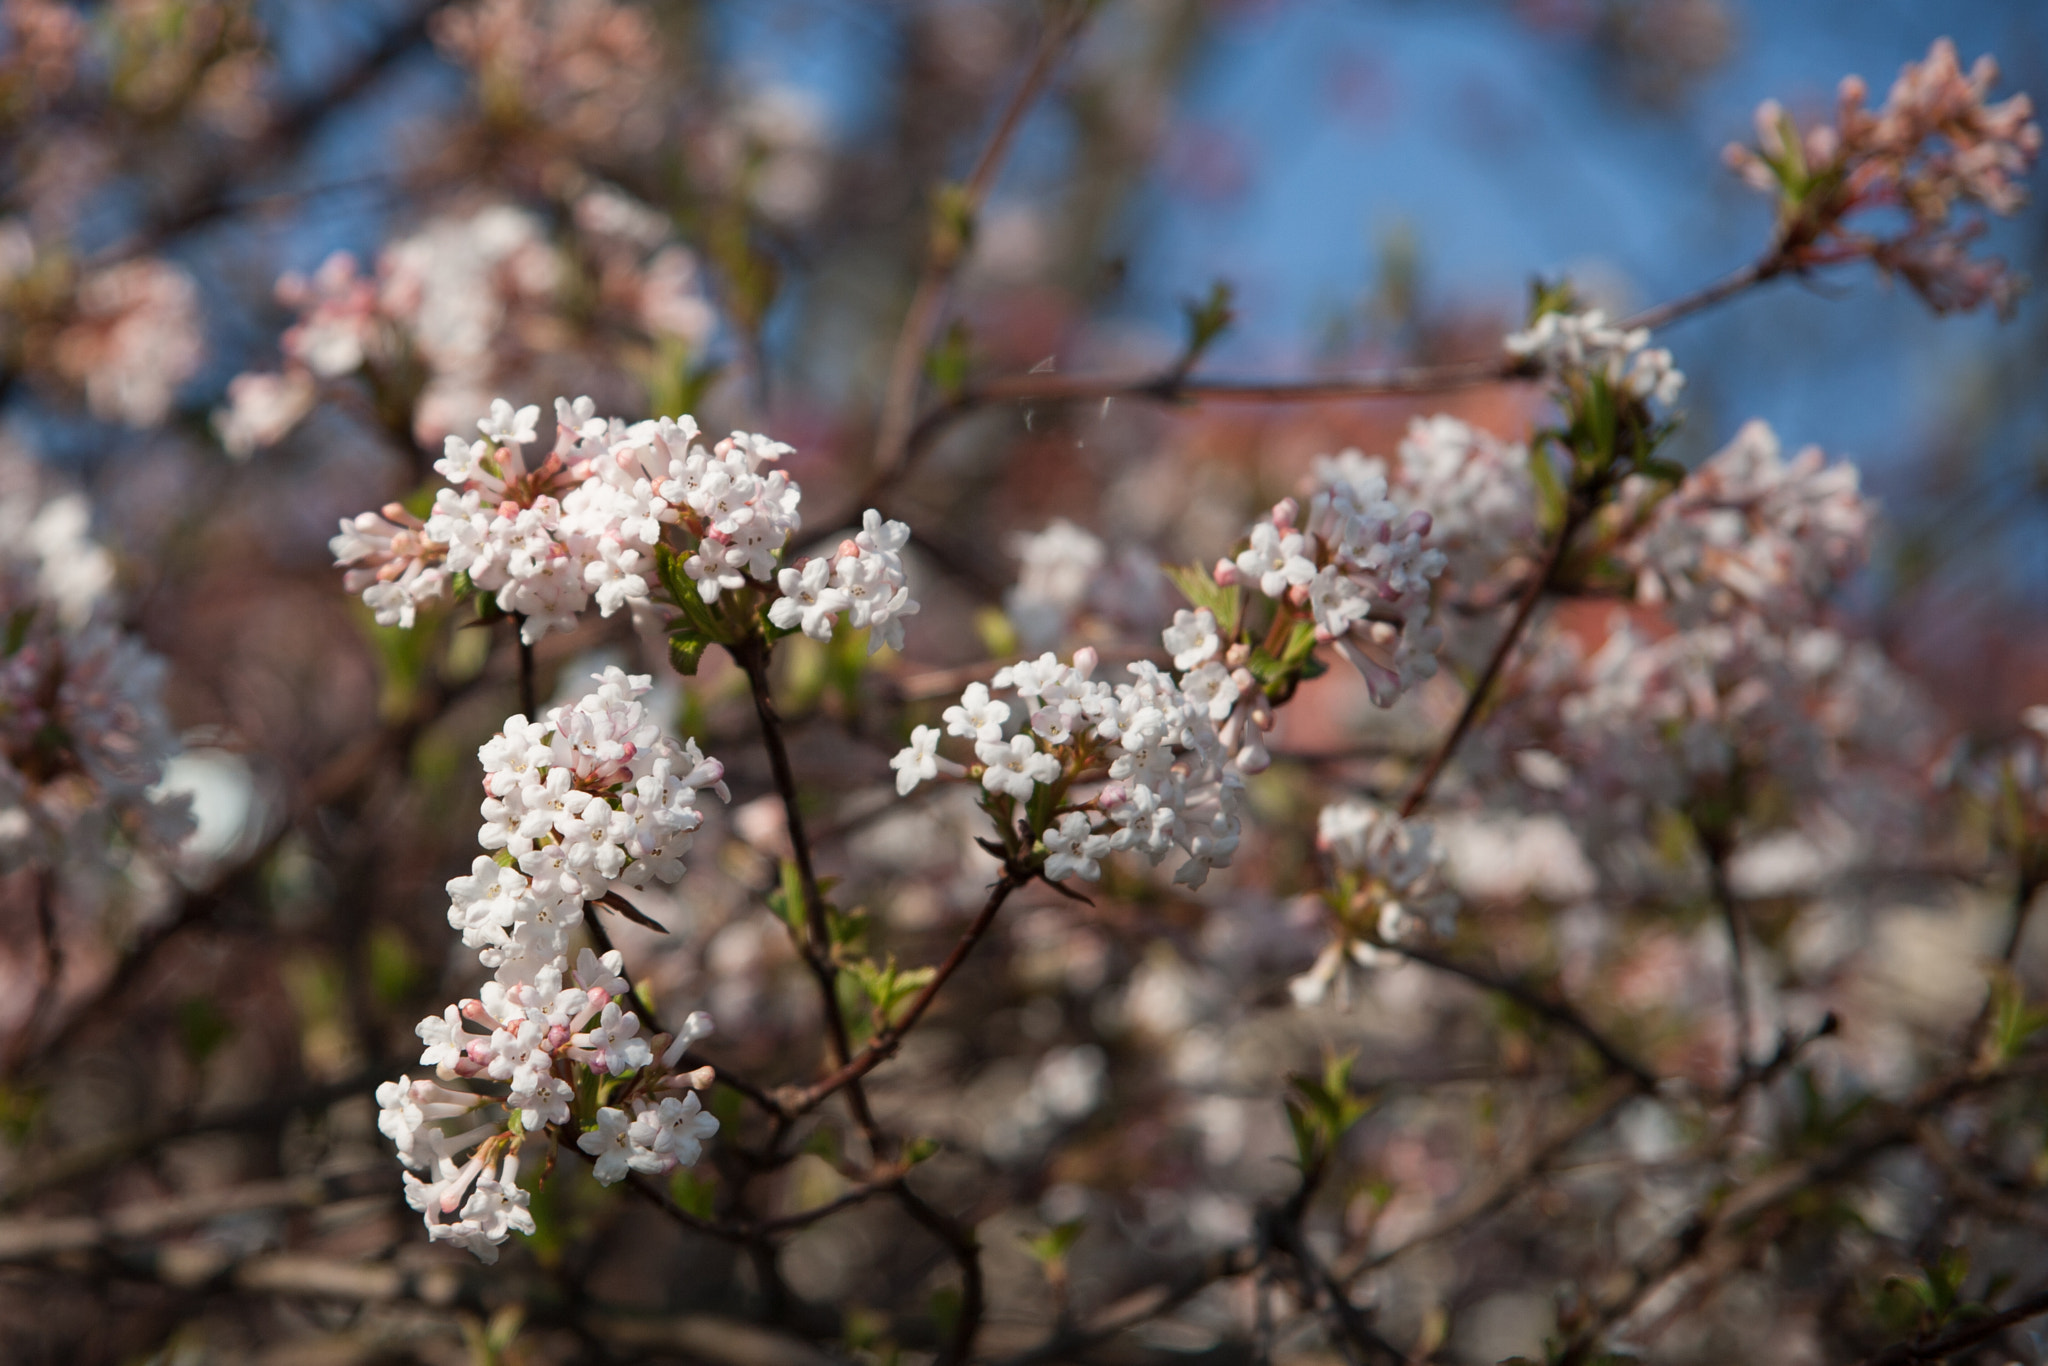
[1291,800,1456,1008]
[219,192,718,455]
[897,463,1457,891]
[0,481,190,872]
[1218,463,1448,708]
[1504,307,1685,409]
[1610,418,1871,626]
[331,394,915,650]
[0,220,204,427]
[380,667,725,1261]
[894,640,1251,890]
[1726,37,2042,314]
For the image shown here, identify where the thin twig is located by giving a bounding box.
[516,624,537,719]
[1701,830,1760,1085]
[733,639,883,1145]
[1398,496,1585,819]
[869,5,1089,479]
[1384,942,1659,1093]
[784,869,1027,1115]
[1856,1277,2048,1365]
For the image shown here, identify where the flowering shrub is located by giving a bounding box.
[10,13,2048,1366]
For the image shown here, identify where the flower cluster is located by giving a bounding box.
[0,485,191,872]
[1504,308,1685,408]
[218,194,718,454]
[0,223,204,428]
[1725,38,2042,314]
[1379,416,1538,591]
[379,668,726,1261]
[767,509,919,653]
[1291,801,1456,1007]
[1482,615,1928,853]
[893,636,1254,889]
[1615,419,1872,626]
[432,0,668,155]
[331,394,914,648]
[1218,464,1447,707]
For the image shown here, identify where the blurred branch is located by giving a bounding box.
[1556,1054,2048,1363]
[1398,494,1587,820]
[1381,943,1658,1093]
[91,0,453,263]
[0,1065,398,1210]
[870,4,1090,480]
[782,867,1028,1115]
[0,1166,388,1264]
[1339,1078,1639,1285]
[1856,1277,2048,1365]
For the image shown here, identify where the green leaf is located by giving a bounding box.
[926,319,973,399]
[668,633,709,676]
[1283,1051,1371,1169]
[1529,441,1569,537]
[1986,971,2048,1065]
[669,1167,717,1219]
[1162,561,1242,639]
[4,606,36,657]
[902,1135,940,1166]
[766,860,808,937]
[367,926,418,1006]
[1178,279,1235,372]
[176,997,233,1066]
[1023,1219,1085,1267]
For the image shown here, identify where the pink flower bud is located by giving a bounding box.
[1213,558,1241,586]
[1271,497,1299,530]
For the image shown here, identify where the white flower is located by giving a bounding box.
[628,1092,720,1168]
[578,1106,636,1185]
[769,558,850,640]
[1162,608,1221,670]
[890,724,943,795]
[1043,811,1112,882]
[1235,521,1316,598]
[978,733,1060,800]
[478,399,542,447]
[573,1002,653,1075]
[944,682,1011,741]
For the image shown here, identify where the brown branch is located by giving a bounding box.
[869,5,1089,480]
[1856,1277,2048,1365]
[1339,1078,1639,1285]
[732,637,885,1147]
[993,1243,1264,1366]
[89,1,451,264]
[896,1183,985,1366]
[1615,252,1786,335]
[1556,1056,2048,1363]
[0,1167,390,1263]
[1398,494,1585,819]
[0,1065,399,1210]
[783,868,1028,1116]
[1384,942,1659,1093]
[1701,830,1761,1085]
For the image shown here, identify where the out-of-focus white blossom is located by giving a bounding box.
[0,485,191,872]
[1505,308,1685,407]
[1233,463,1447,706]
[1618,419,1872,626]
